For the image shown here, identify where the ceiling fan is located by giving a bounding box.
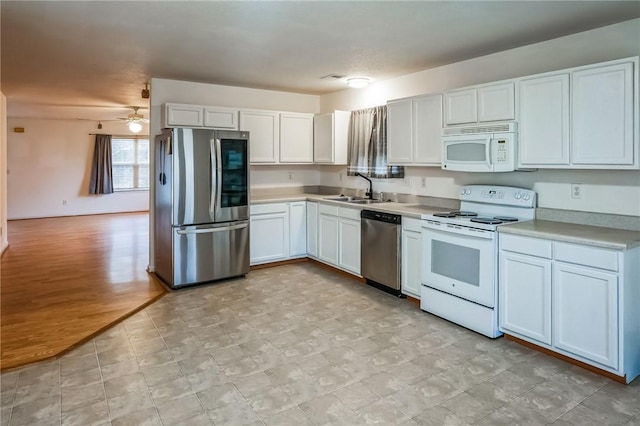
[119,107,149,133]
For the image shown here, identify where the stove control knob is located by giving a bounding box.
[460,189,466,196]
[465,189,471,195]
[523,194,531,201]
[515,191,522,200]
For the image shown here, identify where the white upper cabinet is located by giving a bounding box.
[444,88,477,125]
[387,94,443,166]
[280,112,314,163]
[163,103,239,129]
[203,107,238,129]
[572,62,635,166]
[478,83,515,122]
[240,110,279,164]
[516,57,638,169]
[518,73,570,166]
[414,94,444,165]
[314,111,350,164]
[387,98,414,164]
[164,103,204,127]
[444,82,514,125]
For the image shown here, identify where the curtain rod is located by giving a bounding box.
[89,133,149,138]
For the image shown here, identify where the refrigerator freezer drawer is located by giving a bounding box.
[171,221,249,288]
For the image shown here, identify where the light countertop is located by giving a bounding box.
[250,193,450,219]
[498,219,640,250]
[251,193,640,250]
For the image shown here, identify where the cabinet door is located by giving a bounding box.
[572,62,634,166]
[387,99,413,164]
[478,82,515,122]
[280,113,314,163]
[499,252,552,345]
[518,73,570,166]
[250,212,289,264]
[313,113,334,163]
[204,107,238,129]
[306,202,318,257]
[289,201,307,257]
[338,217,360,275]
[240,110,279,163]
[413,94,443,165]
[165,104,203,127]
[553,263,618,369]
[401,229,421,298]
[444,89,477,125]
[318,213,338,265]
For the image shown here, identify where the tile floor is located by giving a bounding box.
[1,262,639,426]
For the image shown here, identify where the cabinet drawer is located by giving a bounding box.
[554,242,619,272]
[251,203,288,215]
[319,204,338,216]
[338,207,360,220]
[500,234,552,259]
[403,217,422,233]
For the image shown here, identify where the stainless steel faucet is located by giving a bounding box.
[354,172,373,199]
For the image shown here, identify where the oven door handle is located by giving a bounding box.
[421,220,495,239]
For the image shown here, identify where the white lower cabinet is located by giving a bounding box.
[318,204,361,275]
[338,208,360,275]
[250,201,307,265]
[318,204,339,265]
[289,202,307,258]
[306,202,318,257]
[401,218,422,298]
[499,250,552,345]
[499,233,640,382]
[250,203,289,265]
[553,263,618,369]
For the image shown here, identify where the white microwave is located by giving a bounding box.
[442,123,517,172]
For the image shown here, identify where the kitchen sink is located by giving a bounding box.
[323,196,386,204]
[346,199,385,204]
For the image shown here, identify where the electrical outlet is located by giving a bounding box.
[62,200,68,206]
[288,172,293,181]
[571,183,583,199]
[421,177,427,188]
[339,173,343,182]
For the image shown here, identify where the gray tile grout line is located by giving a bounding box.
[94,337,114,426]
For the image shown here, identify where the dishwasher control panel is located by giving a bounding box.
[361,209,402,224]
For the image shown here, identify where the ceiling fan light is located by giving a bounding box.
[128,121,143,133]
[346,77,370,89]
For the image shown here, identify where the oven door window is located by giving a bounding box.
[431,240,480,286]
[422,228,496,308]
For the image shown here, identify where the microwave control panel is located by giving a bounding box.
[494,139,508,163]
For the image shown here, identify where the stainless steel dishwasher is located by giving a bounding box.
[360,210,402,296]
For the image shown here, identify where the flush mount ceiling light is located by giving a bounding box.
[346,77,370,89]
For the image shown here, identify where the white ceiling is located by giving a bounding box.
[2,1,639,121]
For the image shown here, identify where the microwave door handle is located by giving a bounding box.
[485,138,493,169]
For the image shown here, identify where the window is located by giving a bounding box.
[111,137,149,190]
[347,105,404,179]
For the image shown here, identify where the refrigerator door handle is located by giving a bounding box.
[176,223,248,235]
[209,138,217,214]
[214,138,223,216]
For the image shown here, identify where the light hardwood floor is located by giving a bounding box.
[0,212,166,371]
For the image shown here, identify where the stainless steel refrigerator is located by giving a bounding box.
[154,128,250,288]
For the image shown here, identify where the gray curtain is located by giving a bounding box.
[347,105,403,178]
[89,134,114,194]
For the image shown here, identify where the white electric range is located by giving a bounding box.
[419,185,537,338]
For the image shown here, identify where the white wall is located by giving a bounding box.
[319,19,640,216]
[1,92,8,252]
[7,118,149,219]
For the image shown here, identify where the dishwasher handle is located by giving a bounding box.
[361,209,402,224]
